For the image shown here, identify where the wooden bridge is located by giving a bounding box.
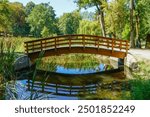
[24,34,129,61]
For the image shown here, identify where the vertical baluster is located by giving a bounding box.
[107,39,109,48]
[41,40,43,51]
[70,85,72,95]
[112,39,114,53]
[120,41,122,50]
[98,38,99,51]
[25,43,28,54]
[95,37,97,47]
[32,42,34,52]
[42,82,45,92]
[56,84,58,94]
[45,40,46,50]
[69,36,71,50]
[83,35,85,50]
[55,37,57,51]
[126,40,128,54]
[114,40,116,50]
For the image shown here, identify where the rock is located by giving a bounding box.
[125,53,138,71]
[14,55,32,71]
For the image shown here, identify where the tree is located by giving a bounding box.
[74,0,107,37]
[80,11,95,21]
[134,0,150,48]
[26,3,57,37]
[58,11,81,34]
[41,26,49,37]
[104,0,128,39]
[130,0,135,48]
[0,0,12,36]
[128,0,150,48]
[25,1,35,16]
[10,2,29,36]
[77,20,101,35]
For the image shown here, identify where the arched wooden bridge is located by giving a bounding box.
[24,34,129,61]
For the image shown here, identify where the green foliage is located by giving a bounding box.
[77,20,101,35]
[26,3,57,37]
[75,0,106,36]
[58,11,81,34]
[122,24,130,40]
[0,0,12,33]
[74,0,99,9]
[104,0,128,39]
[135,0,150,40]
[0,0,150,46]
[80,11,95,21]
[0,38,16,80]
[123,62,150,100]
[41,26,50,37]
[10,2,29,36]
[25,1,35,16]
[129,79,150,100]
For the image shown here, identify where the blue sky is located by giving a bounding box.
[9,0,96,17]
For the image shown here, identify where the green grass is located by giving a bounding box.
[0,37,36,53]
[122,61,150,100]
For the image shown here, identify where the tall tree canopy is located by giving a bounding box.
[0,0,12,35]
[104,0,128,39]
[77,20,101,35]
[25,1,35,16]
[74,0,107,37]
[10,2,29,36]
[26,3,57,37]
[58,11,81,34]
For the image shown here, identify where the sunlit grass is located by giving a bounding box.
[0,37,36,53]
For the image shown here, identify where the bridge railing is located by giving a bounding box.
[24,34,129,55]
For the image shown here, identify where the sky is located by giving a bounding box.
[9,0,96,17]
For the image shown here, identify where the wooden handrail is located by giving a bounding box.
[24,34,128,43]
[24,34,129,59]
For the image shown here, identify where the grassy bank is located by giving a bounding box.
[0,37,36,53]
[123,61,150,100]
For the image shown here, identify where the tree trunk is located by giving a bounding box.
[130,0,135,48]
[99,11,106,37]
[95,1,106,37]
[135,12,141,48]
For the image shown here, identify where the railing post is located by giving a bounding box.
[69,36,71,50]
[107,39,109,48]
[56,84,58,94]
[97,38,99,51]
[112,39,114,53]
[25,43,28,54]
[83,35,85,50]
[55,37,57,51]
[126,40,128,55]
[120,41,122,50]
[41,40,43,51]
[32,42,34,52]
[70,85,72,95]
[45,40,46,49]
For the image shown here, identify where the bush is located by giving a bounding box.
[129,79,150,100]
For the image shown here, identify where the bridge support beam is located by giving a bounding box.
[118,58,124,70]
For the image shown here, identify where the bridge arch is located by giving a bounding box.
[24,34,129,62]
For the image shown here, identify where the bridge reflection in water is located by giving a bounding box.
[26,69,130,99]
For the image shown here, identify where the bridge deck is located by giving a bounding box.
[24,34,129,61]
